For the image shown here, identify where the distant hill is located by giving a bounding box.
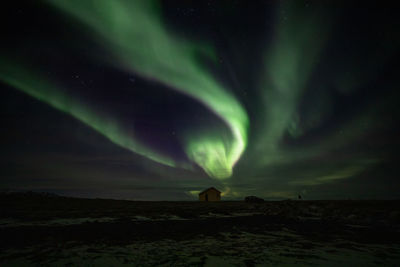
[0,191,63,199]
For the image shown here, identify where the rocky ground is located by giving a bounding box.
[1,193,400,266]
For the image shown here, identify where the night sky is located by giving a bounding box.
[1,0,399,200]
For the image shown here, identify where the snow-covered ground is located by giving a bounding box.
[0,212,269,228]
[1,228,399,266]
[1,196,399,266]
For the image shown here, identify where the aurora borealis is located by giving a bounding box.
[1,0,399,200]
[45,0,249,179]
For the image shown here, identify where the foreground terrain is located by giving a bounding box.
[1,193,400,266]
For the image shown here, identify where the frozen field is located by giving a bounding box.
[1,193,400,266]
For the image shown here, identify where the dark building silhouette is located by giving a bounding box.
[198,187,221,201]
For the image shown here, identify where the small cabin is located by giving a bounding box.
[198,187,221,202]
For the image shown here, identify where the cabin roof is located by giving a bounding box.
[198,187,221,195]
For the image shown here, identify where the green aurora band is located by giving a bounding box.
[0,0,249,179]
[0,1,396,199]
[252,2,332,167]
[45,0,249,179]
[0,63,180,169]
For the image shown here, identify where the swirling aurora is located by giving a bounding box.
[0,0,399,200]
